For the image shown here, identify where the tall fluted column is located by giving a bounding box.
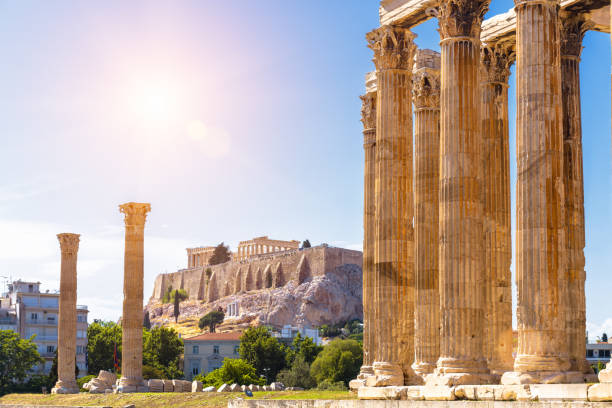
[366,25,418,386]
[480,42,515,377]
[501,0,568,385]
[358,82,377,381]
[560,13,595,381]
[412,49,441,380]
[428,0,492,386]
[118,202,151,393]
[52,233,80,394]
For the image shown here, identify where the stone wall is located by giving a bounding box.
[149,245,362,303]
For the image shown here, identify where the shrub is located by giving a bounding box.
[316,379,347,391]
[77,375,95,391]
[276,355,316,389]
[195,359,265,387]
[310,338,362,386]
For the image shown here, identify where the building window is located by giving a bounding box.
[77,330,86,339]
[587,349,594,357]
[234,345,239,355]
[77,315,85,323]
[193,345,199,355]
[47,316,55,323]
[192,367,199,375]
[213,345,219,354]
[31,313,38,320]
[46,345,54,353]
[28,285,33,293]
[76,345,84,355]
[605,350,611,358]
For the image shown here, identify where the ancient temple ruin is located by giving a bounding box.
[356,0,612,397]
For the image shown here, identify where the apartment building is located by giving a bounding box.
[1,280,89,375]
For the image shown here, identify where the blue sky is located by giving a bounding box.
[0,1,610,339]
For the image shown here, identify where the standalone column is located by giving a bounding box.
[366,25,418,386]
[357,85,377,382]
[412,49,441,380]
[480,42,514,377]
[52,233,80,394]
[429,0,492,386]
[501,0,568,385]
[118,202,151,393]
[560,13,595,382]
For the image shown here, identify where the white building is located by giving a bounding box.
[183,332,242,380]
[273,324,321,345]
[587,342,612,367]
[1,280,89,376]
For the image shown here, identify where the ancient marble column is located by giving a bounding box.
[480,41,514,376]
[501,0,569,385]
[357,85,377,382]
[412,49,441,379]
[560,13,595,381]
[428,0,492,386]
[52,233,80,394]
[366,25,418,386]
[118,202,151,393]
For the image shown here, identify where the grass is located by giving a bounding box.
[0,390,356,408]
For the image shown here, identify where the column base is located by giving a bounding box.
[425,357,493,386]
[501,371,567,385]
[358,365,375,379]
[117,377,146,393]
[365,362,404,387]
[412,361,437,378]
[51,380,79,394]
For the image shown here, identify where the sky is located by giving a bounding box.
[0,1,610,340]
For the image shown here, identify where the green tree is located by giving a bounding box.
[86,320,122,374]
[143,310,151,330]
[143,326,184,379]
[162,288,187,304]
[194,358,265,387]
[310,338,362,386]
[285,333,322,367]
[277,355,316,389]
[301,239,311,249]
[174,290,181,323]
[0,330,43,395]
[239,326,287,383]
[198,310,225,333]
[208,242,231,265]
[603,333,609,342]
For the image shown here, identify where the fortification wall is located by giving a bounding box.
[150,245,362,303]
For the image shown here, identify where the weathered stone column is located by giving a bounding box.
[357,73,377,383]
[560,12,595,382]
[412,49,441,380]
[52,233,80,394]
[428,0,492,386]
[366,25,418,386]
[118,202,151,393]
[480,41,515,377]
[501,0,568,385]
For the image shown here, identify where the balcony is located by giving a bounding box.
[25,319,57,326]
[0,318,16,325]
[33,335,58,341]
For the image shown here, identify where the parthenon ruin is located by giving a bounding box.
[356,0,611,393]
[235,236,300,261]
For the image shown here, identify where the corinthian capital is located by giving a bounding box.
[119,202,151,226]
[412,69,440,109]
[438,0,490,40]
[366,25,416,71]
[560,12,592,58]
[481,41,515,85]
[360,92,377,131]
[57,233,80,254]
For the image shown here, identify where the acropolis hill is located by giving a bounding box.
[145,239,363,335]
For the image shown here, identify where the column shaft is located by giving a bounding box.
[560,13,593,379]
[119,202,151,392]
[367,25,417,386]
[412,50,441,380]
[432,0,491,386]
[52,234,80,394]
[502,0,567,384]
[480,42,514,375]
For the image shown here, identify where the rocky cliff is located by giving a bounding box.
[145,245,363,332]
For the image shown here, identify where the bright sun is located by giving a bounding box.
[125,77,183,125]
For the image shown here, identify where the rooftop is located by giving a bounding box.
[184,331,242,342]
